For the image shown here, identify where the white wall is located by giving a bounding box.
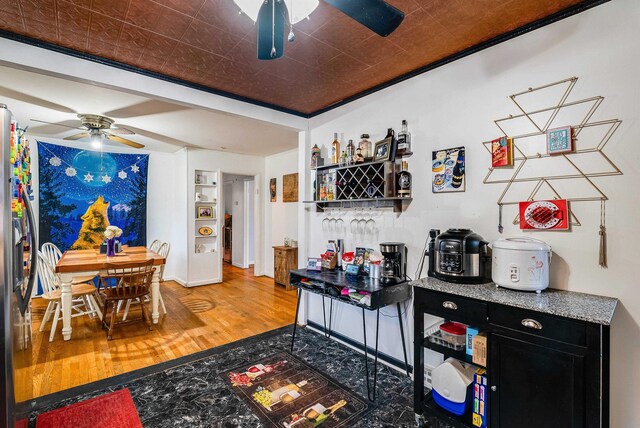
[305,1,640,426]
[28,137,178,281]
[264,148,299,277]
[182,149,265,276]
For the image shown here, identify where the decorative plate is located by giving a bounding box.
[519,199,569,230]
[198,226,213,236]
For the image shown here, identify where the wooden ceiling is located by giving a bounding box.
[0,0,603,116]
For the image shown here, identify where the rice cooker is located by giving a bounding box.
[492,238,552,292]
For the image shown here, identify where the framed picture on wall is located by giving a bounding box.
[283,173,298,202]
[373,138,392,161]
[197,205,214,219]
[547,126,573,155]
[432,146,465,193]
[270,178,276,202]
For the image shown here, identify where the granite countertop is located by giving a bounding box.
[410,277,618,325]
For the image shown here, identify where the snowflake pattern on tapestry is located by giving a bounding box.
[37,141,149,251]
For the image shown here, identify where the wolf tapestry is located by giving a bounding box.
[37,142,149,251]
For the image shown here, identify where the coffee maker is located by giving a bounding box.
[379,242,407,285]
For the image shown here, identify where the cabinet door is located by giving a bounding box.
[490,334,585,428]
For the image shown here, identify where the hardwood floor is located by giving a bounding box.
[15,264,297,402]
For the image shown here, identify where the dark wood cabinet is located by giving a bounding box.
[273,246,297,290]
[413,283,614,428]
[490,333,585,428]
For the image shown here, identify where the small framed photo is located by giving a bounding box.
[547,126,573,155]
[307,257,322,271]
[197,206,214,219]
[373,137,392,161]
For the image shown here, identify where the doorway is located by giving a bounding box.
[222,174,255,270]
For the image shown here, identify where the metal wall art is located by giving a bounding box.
[482,77,623,267]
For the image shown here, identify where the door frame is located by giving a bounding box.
[219,171,263,279]
[243,179,256,267]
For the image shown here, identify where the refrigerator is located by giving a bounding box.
[1,104,37,427]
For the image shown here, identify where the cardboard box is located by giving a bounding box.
[472,368,488,428]
[472,332,487,367]
[466,327,479,356]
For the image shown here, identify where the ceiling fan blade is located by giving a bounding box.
[322,0,404,37]
[63,133,91,141]
[30,119,85,130]
[0,86,77,114]
[109,125,135,135]
[113,124,195,148]
[105,133,145,149]
[257,0,285,60]
[103,100,189,119]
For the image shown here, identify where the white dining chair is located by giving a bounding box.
[41,242,96,285]
[122,241,169,321]
[37,252,102,342]
[41,242,62,267]
[148,239,161,253]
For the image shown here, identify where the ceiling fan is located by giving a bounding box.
[31,114,145,149]
[235,0,405,59]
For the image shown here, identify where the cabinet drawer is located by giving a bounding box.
[418,289,488,324]
[489,306,586,347]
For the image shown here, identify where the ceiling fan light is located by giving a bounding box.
[233,0,318,24]
[90,132,102,149]
[289,0,318,24]
[233,0,263,22]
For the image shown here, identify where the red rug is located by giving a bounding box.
[36,388,142,428]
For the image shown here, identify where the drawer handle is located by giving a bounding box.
[442,301,458,310]
[521,318,543,330]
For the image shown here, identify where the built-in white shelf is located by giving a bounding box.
[195,235,217,238]
[195,218,217,221]
[194,183,217,187]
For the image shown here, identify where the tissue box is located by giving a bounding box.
[466,327,479,356]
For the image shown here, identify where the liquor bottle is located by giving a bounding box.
[359,134,372,160]
[331,133,340,164]
[346,139,355,163]
[326,174,334,201]
[451,151,465,189]
[355,147,364,163]
[340,150,348,167]
[397,120,412,156]
[385,128,397,161]
[397,161,411,197]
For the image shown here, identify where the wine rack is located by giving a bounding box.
[304,160,412,212]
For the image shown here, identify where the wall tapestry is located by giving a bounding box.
[37,141,149,251]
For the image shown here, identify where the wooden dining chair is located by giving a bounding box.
[121,242,168,321]
[99,260,155,340]
[37,252,102,342]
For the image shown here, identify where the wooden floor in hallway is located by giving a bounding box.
[15,263,297,402]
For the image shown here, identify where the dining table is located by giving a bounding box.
[55,246,166,341]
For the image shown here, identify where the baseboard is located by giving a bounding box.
[231,262,245,269]
[184,278,221,287]
[164,275,186,286]
[306,320,413,375]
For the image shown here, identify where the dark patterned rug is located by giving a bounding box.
[223,352,370,427]
[25,326,464,427]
